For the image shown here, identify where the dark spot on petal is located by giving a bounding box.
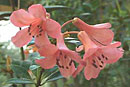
[28,28,30,32]
[39,29,43,32]
[58,65,62,68]
[64,55,67,59]
[101,61,104,64]
[97,57,101,60]
[39,33,42,36]
[60,52,62,55]
[92,63,98,68]
[92,59,96,63]
[66,66,69,69]
[69,60,73,66]
[105,57,108,60]
[36,35,39,37]
[56,59,60,61]
[29,33,31,35]
[32,36,35,38]
[102,54,105,58]
[61,66,64,69]
[99,65,103,68]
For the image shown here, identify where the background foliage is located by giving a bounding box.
[0,0,130,87]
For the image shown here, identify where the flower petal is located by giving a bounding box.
[78,31,98,58]
[101,47,123,64]
[89,28,114,46]
[38,44,58,57]
[59,62,75,77]
[93,23,111,29]
[78,31,97,50]
[10,9,35,27]
[72,64,84,78]
[76,45,84,52]
[46,19,61,38]
[28,4,46,19]
[62,49,83,64]
[35,32,51,48]
[73,18,114,45]
[35,56,56,69]
[109,42,121,47]
[11,28,32,47]
[57,34,68,50]
[84,60,100,80]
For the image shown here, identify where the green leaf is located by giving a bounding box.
[27,38,35,46]
[46,71,64,82]
[7,78,34,84]
[11,60,32,78]
[29,65,40,71]
[44,5,69,12]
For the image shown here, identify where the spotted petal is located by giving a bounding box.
[84,59,100,80]
[11,28,32,47]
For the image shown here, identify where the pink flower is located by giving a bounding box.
[72,17,114,46]
[73,31,123,80]
[10,4,61,47]
[36,34,83,77]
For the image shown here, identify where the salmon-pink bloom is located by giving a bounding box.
[10,4,61,47]
[72,17,114,46]
[73,31,123,80]
[36,34,83,77]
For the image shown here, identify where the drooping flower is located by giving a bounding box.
[36,33,84,77]
[10,4,61,47]
[73,31,123,80]
[72,17,114,46]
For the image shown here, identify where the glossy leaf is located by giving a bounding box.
[7,78,34,84]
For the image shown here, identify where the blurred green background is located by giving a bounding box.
[0,0,130,87]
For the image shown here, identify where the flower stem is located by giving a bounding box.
[36,69,44,87]
[63,31,79,36]
[61,20,72,29]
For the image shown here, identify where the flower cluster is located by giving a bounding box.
[10,4,124,80]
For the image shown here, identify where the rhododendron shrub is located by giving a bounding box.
[10,4,124,83]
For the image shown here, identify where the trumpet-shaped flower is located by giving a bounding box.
[10,4,61,47]
[72,18,114,46]
[36,34,83,77]
[73,31,123,80]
